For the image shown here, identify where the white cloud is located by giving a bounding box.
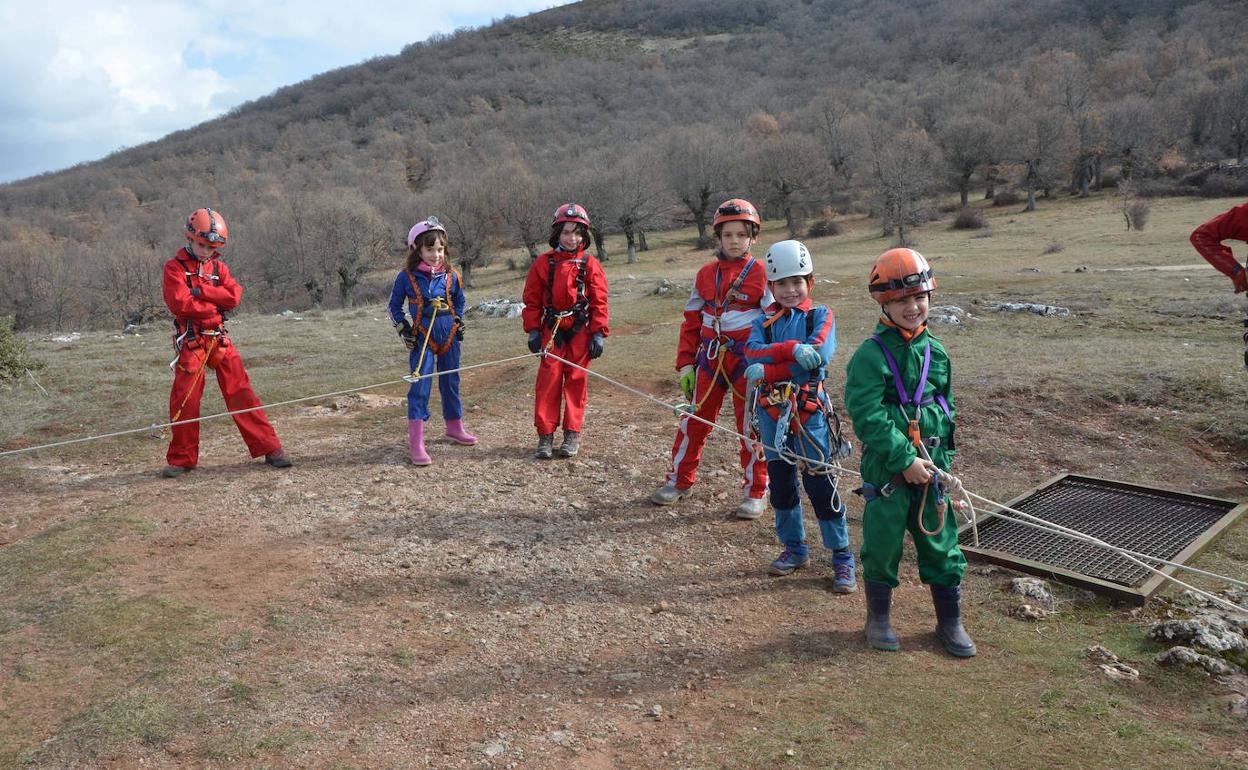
[0,1,565,182]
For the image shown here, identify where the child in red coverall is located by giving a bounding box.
[161,208,292,477]
[521,203,609,460]
[651,198,771,520]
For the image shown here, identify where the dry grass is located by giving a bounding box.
[1,191,1246,769]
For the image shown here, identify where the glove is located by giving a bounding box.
[190,287,202,298]
[589,332,605,360]
[744,363,765,386]
[397,320,417,350]
[1233,268,1248,294]
[678,365,696,402]
[455,319,465,341]
[794,344,823,371]
[527,329,543,354]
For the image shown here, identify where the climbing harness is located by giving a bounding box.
[864,334,957,537]
[744,308,852,473]
[542,251,592,350]
[678,256,759,414]
[404,268,461,358]
[163,331,222,439]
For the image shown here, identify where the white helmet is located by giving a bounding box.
[764,240,813,281]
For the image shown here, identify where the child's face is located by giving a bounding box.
[883,292,931,331]
[771,276,809,309]
[189,241,216,261]
[559,222,583,251]
[717,221,756,259]
[419,239,445,268]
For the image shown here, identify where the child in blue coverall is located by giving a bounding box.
[744,240,855,591]
[388,216,477,465]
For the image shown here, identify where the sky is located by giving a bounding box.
[0,1,568,184]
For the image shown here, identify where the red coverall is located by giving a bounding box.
[163,248,282,468]
[1190,201,1248,293]
[521,247,609,435]
[663,253,770,499]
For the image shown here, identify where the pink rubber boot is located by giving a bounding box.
[445,419,478,446]
[408,419,432,466]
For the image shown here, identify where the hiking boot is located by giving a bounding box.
[768,546,810,576]
[831,550,858,594]
[265,449,294,468]
[161,464,194,478]
[556,430,580,458]
[650,483,691,506]
[534,433,555,460]
[864,580,900,651]
[931,584,977,658]
[734,495,766,520]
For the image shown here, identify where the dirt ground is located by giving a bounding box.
[3,354,1246,769]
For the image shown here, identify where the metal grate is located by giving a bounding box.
[958,474,1246,602]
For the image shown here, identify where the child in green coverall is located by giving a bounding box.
[843,248,975,657]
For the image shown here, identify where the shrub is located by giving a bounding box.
[0,315,43,382]
[806,218,844,238]
[950,207,986,230]
[1124,199,1151,231]
[1199,169,1248,198]
[991,189,1022,207]
[1042,241,1065,254]
[1100,169,1120,188]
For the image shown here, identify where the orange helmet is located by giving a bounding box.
[552,203,591,229]
[186,208,228,249]
[868,248,936,303]
[713,198,760,232]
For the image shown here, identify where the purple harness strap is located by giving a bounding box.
[871,335,951,419]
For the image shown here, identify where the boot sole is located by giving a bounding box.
[446,437,478,446]
[868,639,901,652]
[410,457,433,466]
[767,561,808,576]
[650,489,691,506]
[832,582,858,594]
[936,631,977,657]
[734,508,765,520]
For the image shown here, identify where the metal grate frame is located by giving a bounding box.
[957,474,1247,604]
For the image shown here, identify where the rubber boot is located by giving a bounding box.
[930,584,977,657]
[556,430,580,458]
[445,419,478,446]
[408,419,431,466]
[864,580,900,652]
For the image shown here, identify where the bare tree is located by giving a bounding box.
[1103,95,1162,180]
[936,115,1000,207]
[863,122,941,246]
[663,125,737,249]
[433,174,500,287]
[748,132,827,238]
[1221,75,1248,163]
[492,157,553,262]
[1006,106,1076,212]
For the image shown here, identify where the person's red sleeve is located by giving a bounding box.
[586,257,609,336]
[1191,203,1248,291]
[196,261,243,310]
[162,260,220,321]
[521,257,548,333]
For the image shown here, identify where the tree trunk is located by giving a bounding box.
[459,261,474,288]
[1025,189,1037,212]
[959,172,970,207]
[592,228,606,261]
[525,241,539,262]
[625,228,637,265]
[638,230,648,251]
[1093,155,1103,190]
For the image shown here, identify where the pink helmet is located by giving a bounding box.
[552,203,591,229]
[406,216,446,247]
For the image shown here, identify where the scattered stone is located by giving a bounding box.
[1228,694,1248,719]
[649,704,663,719]
[785,749,797,757]
[1085,645,1119,664]
[1148,617,1248,657]
[478,742,506,757]
[466,299,525,319]
[987,302,1071,317]
[1010,577,1054,605]
[549,730,572,746]
[610,671,642,682]
[1009,603,1049,621]
[1074,265,1088,273]
[652,601,670,614]
[1098,662,1140,681]
[928,305,963,326]
[1155,646,1243,677]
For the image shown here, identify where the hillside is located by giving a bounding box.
[2,0,1248,331]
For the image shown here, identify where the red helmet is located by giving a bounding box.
[552,203,591,229]
[868,248,936,304]
[713,198,760,232]
[186,208,228,249]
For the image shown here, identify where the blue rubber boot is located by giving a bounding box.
[864,580,900,651]
[930,584,977,658]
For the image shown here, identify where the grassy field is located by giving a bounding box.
[1,191,1246,769]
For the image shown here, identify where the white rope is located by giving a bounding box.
[0,352,541,459]
[546,352,1247,614]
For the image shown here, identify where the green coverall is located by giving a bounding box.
[843,323,966,588]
